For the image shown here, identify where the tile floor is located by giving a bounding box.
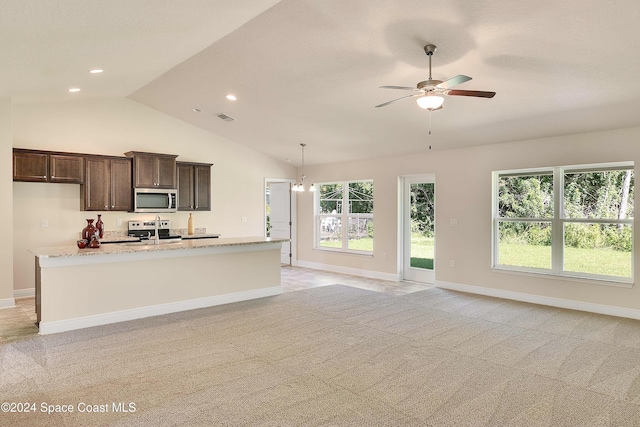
[0,266,430,344]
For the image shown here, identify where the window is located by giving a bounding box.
[315,180,373,253]
[493,163,634,282]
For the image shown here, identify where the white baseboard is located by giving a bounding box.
[38,286,282,335]
[0,298,16,309]
[14,288,35,299]
[435,280,640,320]
[296,260,401,282]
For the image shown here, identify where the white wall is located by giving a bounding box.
[0,98,13,305]
[12,98,296,291]
[298,126,640,312]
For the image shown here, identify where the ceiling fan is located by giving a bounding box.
[375,44,496,110]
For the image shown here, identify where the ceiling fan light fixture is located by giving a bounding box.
[416,94,444,110]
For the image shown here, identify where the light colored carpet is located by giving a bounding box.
[2,285,640,426]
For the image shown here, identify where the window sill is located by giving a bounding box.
[313,247,374,257]
[492,266,634,288]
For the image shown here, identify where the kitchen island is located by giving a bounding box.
[32,237,286,334]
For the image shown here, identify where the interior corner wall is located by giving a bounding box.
[11,97,296,292]
[297,126,640,312]
[0,98,14,304]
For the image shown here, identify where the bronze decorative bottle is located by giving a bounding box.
[95,214,104,239]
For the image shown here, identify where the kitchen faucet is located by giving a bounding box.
[154,215,161,245]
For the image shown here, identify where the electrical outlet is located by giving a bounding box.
[41,219,48,228]
[450,219,457,227]
[241,216,248,223]
[116,218,123,226]
[450,259,456,268]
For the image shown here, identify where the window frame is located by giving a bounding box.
[314,179,374,255]
[492,162,634,284]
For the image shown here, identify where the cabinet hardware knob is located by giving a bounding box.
[111,205,114,208]
[104,205,108,208]
[42,175,47,178]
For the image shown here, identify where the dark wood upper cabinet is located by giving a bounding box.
[125,151,177,189]
[110,158,133,211]
[50,154,84,183]
[177,162,212,211]
[82,157,132,211]
[13,149,84,183]
[177,163,194,210]
[13,150,48,182]
[83,157,109,211]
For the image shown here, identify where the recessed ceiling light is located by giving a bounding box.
[192,108,202,113]
[89,69,104,74]
[225,94,237,101]
[68,88,81,93]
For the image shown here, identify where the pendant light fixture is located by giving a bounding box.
[292,143,316,192]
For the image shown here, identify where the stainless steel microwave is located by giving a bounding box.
[133,188,177,213]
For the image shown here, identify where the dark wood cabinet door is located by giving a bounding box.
[110,159,132,211]
[157,156,176,188]
[83,158,110,210]
[177,164,195,210]
[50,154,84,183]
[13,151,48,182]
[132,155,157,188]
[194,165,211,211]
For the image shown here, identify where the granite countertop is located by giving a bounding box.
[32,236,287,259]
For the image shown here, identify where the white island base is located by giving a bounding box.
[34,238,283,335]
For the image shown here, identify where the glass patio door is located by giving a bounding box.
[402,175,435,283]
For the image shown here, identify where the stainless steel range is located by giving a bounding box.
[127,220,181,240]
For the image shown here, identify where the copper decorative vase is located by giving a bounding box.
[89,235,101,248]
[95,214,104,239]
[82,219,97,241]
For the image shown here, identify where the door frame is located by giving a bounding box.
[264,178,297,265]
[399,174,436,283]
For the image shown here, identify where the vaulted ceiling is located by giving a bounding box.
[4,0,640,165]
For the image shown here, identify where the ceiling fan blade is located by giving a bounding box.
[380,85,418,91]
[436,75,472,89]
[375,94,420,108]
[445,89,496,98]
